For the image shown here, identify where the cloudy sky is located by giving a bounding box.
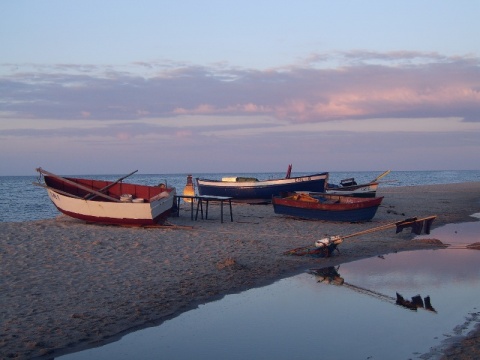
[1,1,479,176]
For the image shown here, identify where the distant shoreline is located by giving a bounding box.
[1,182,480,359]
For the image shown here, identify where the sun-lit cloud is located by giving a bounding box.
[174,104,216,115]
[175,130,193,138]
[198,117,480,138]
[115,132,131,141]
[1,51,479,125]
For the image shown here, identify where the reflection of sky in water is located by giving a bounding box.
[416,214,480,246]
[61,221,480,360]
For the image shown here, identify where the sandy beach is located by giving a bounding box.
[1,182,480,359]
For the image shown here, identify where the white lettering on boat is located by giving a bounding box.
[295,176,311,182]
[49,191,60,200]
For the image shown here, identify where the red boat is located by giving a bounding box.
[34,168,176,226]
[272,192,384,222]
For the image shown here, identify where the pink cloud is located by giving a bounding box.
[175,130,192,138]
[116,132,131,140]
[173,104,215,115]
[3,52,480,123]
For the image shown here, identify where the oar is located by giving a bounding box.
[36,167,120,202]
[84,170,138,200]
[33,182,83,199]
[371,170,391,183]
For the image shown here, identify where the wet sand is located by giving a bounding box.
[1,182,480,359]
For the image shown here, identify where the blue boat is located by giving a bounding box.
[196,171,329,203]
[272,192,384,222]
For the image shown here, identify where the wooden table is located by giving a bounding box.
[195,195,233,223]
[174,195,197,220]
[174,195,233,223]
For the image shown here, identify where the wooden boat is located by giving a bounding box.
[272,192,384,222]
[34,168,176,226]
[325,182,379,197]
[326,170,390,197]
[196,170,329,203]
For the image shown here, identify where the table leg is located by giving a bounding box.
[220,200,224,223]
[175,197,180,217]
[190,199,194,220]
[228,199,233,222]
[195,198,203,220]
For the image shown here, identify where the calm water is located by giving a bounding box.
[1,170,479,222]
[59,221,480,360]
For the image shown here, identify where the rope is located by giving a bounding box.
[164,213,439,260]
[343,282,396,302]
[341,215,437,240]
[170,217,402,239]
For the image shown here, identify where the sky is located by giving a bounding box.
[1,1,479,176]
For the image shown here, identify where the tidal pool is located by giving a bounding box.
[60,219,480,360]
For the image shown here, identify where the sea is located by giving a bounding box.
[1,170,479,223]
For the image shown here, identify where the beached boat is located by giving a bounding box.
[326,170,390,197]
[272,192,383,222]
[325,182,379,197]
[196,168,328,203]
[34,168,176,226]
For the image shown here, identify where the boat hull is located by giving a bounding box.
[43,175,176,226]
[196,173,328,202]
[272,194,383,222]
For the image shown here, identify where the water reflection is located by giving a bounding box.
[60,221,480,360]
[395,292,436,312]
[416,216,480,246]
[310,266,437,312]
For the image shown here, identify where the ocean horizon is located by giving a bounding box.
[1,170,479,223]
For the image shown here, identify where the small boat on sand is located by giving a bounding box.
[326,170,390,198]
[272,192,384,222]
[34,168,176,226]
[326,182,379,197]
